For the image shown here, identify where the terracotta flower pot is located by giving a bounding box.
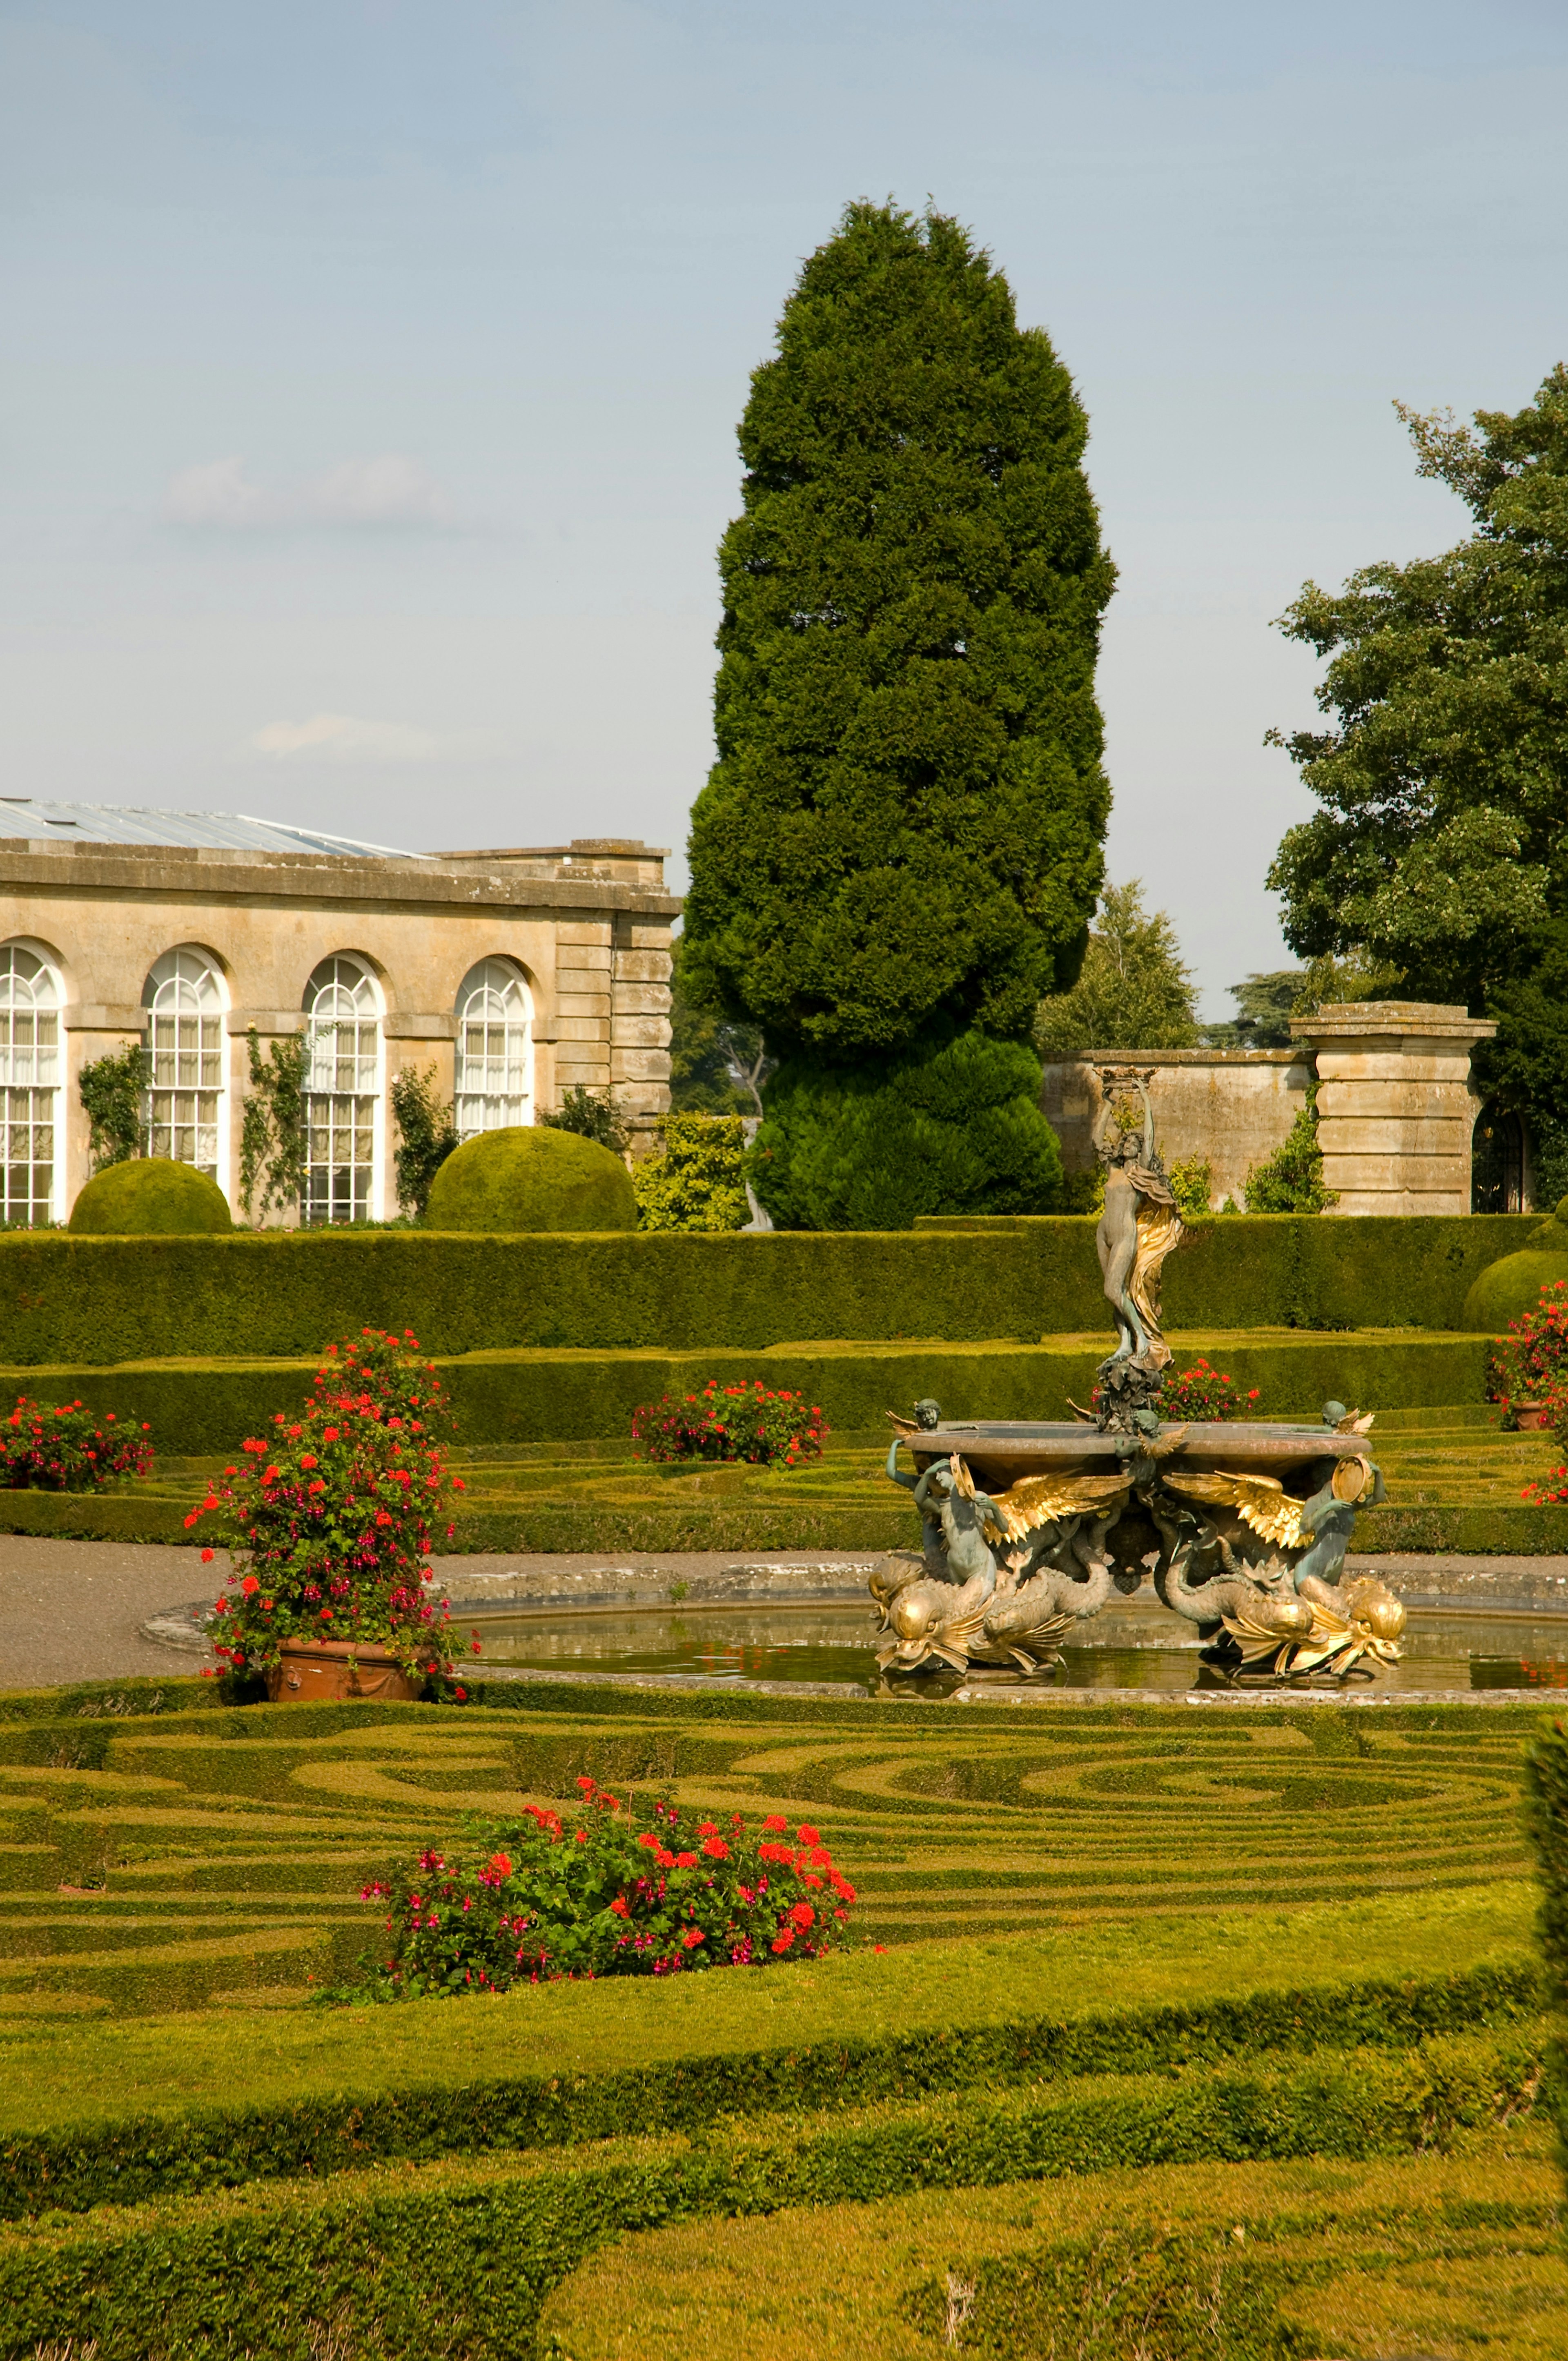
[1517,1403,1553,1432]
[266,1638,421,1703]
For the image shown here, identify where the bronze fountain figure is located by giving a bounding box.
[873,1071,1405,1688]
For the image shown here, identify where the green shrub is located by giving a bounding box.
[77,1040,148,1171]
[633,1113,750,1232]
[754,1033,1065,1230]
[356,1787,857,1993]
[1165,1155,1213,1219]
[240,1029,308,1220]
[1243,1080,1337,1212]
[67,1155,232,1234]
[541,1085,630,1155]
[390,1063,458,1218]
[425,1126,637,1234]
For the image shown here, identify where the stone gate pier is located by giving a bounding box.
[1290,1001,1496,1216]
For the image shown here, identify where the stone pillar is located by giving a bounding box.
[610,911,673,1156]
[1290,1002,1496,1216]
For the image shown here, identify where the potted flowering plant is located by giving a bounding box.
[356,1777,858,1993]
[194,1328,474,1702]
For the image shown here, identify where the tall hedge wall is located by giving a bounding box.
[0,1215,1534,1368]
[0,1331,1495,1455]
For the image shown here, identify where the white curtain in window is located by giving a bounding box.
[143,948,225,1180]
[304,955,381,1224]
[0,945,58,1226]
[454,958,532,1137]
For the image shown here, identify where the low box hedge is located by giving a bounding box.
[0,1215,1536,1368]
[0,1881,1539,2216]
[543,2138,1563,2361]
[0,2033,1547,2361]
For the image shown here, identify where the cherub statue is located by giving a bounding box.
[1094,1072,1183,1369]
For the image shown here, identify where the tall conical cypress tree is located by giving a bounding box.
[684,201,1115,1068]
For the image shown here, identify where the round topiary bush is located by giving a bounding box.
[1462,1200,1568,1331]
[68,1157,233,1235]
[424,1125,637,1234]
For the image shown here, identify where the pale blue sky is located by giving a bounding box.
[3,2,1566,1012]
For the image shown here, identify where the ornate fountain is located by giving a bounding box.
[875,1069,1407,1687]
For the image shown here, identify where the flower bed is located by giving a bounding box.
[194,1328,470,1684]
[358,1777,858,1991]
[0,1396,153,1490]
[1488,1278,1568,1421]
[1159,1357,1261,1422]
[632,1378,826,1466]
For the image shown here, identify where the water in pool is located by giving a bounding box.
[468,1595,1567,1694]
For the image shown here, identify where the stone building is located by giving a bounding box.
[0,800,676,1223]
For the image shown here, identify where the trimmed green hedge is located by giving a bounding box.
[0,1331,1499,1456]
[0,1216,1535,1367]
[0,2035,1546,2360]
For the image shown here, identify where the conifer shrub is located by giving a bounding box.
[354,1782,858,1991]
[68,1155,232,1234]
[633,1113,750,1233]
[753,1032,1064,1230]
[425,1125,636,1233]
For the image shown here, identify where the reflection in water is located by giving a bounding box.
[470,1596,1568,1695]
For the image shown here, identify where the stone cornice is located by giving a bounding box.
[1291,1000,1496,1045]
[0,841,682,921]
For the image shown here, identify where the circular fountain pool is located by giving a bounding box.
[467,1595,1568,1697]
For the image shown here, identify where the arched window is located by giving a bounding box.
[454,958,533,1136]
[142,949,225,1184]
[0,944,59,1225]
[303,955,381,1224]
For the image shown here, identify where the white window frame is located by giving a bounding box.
[141,947,229,1198]
[454,956,534,1139]
[303,953,384,1225]
[0,940,61,1227]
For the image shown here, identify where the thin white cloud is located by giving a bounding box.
[305,454,453,527]
[165,456,277,528]
[165,453,457,531]
[247,713,444,762]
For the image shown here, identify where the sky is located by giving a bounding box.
[3,2,1567,1016]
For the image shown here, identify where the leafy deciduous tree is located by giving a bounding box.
[1266,370,1568,1024]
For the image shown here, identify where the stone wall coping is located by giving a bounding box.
[1040,1047,1306,1068]
[0,840,681,920]
[1291,1000,1497,1044]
